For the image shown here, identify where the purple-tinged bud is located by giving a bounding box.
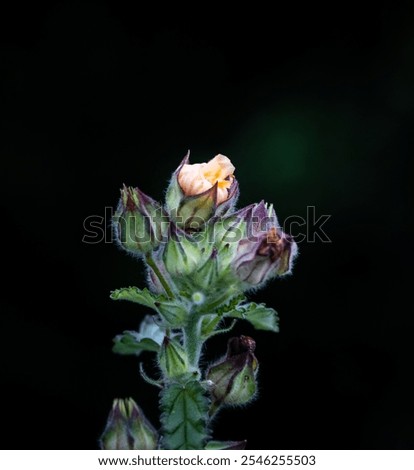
[100,398,158,450]
[233,201,297,286]
[206,335,258,409]
[114,186,167,255]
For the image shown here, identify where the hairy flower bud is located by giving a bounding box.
[161,224,226,294]
[114,186,167,255]
[166,152,239,229]
[162,225,206,278]
[233,201,297,286]
[100,398,158,450]
[159,336,189,378]
[206,336,258,409]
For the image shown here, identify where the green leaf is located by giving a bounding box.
[199,290,244,315]
[113,331,160,356]
[110,287,188,327]
[205,440,247,450]
[215,294,247,314]
[201,314,222,338]
[160,380,210,450]
[110,287,167,310]
[224,302,279,332]
[112,315,164,356]
[201,315,236,340]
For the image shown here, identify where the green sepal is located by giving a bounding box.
[177,185,218,229]
[194,252,219,290]
[205,440,247,450]
[159,337,189,379]
[160,380,210,450]
[154,300,188,327]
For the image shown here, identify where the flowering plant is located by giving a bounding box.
[101,153,297,450]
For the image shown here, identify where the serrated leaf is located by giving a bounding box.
[110,287,167,311]
[215,294,246,314]
[160,380,210,450]
[224,302,279,332]
[111,287,189,327]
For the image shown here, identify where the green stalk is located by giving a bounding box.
[159,311,210,449]
[183,313,203,370]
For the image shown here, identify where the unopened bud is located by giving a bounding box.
[233,201,297,286]
[114,185,166,255]
[100,398,158,450]
[166,152,239,229]
[206,335,258,408]
[162,225,205,279]
[159,336,189,378]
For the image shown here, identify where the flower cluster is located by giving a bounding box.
[114,152,297,301]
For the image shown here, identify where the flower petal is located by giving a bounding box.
[178,163,211,196]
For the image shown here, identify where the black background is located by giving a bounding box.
[1,1,413,449]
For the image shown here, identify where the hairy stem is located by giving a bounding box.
[158,311,210,449]
[183,314,203,370]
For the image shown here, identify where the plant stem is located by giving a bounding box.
[158,312,210,449]
[183,314,203,370]
[145,253,175,298]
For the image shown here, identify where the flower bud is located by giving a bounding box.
[159,336,189,378]
[161,224,223,293]
[162,225,206,279]
[233,201,297,286]
[100,398,158,450]
[206,336,258,408]
[166,152,239,229]
[114,185,167,255]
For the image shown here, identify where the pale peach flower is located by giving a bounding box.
[178,154,235,205]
